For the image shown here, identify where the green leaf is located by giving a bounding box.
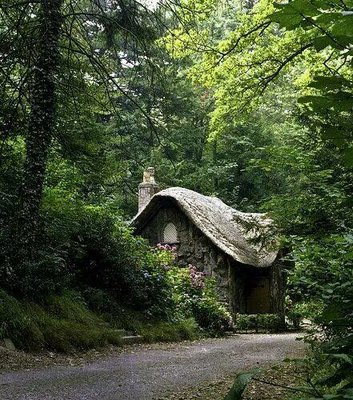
[332,16,353,36]
[315,13,343,25]
[331,94,353,112]
[329,35,353,49]
[298,95,331,108]
[285,0,319,16]
[329,353,353,365]
[321,304,343,321]
[270,10,303,29]
[343,147,353,167]
[308,76,352,91]
[321,124,341,140]
[313,36,333,51]
[332,137,347,148]
[271,0,320,30]
[223,370,259,400]
[300,92,353,112]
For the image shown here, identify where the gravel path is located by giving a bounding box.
[0,333,305,400]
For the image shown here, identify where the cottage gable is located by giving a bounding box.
[132,171,286,317]
[133,187,279,268]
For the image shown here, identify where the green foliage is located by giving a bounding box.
[82,286,200,342]
[0,3,352,388]
[286,299,324,330]
[1,247,69,300]
[191,298,233,335]
[224,369,259,400]
[234,314,285,333]
[82,287,126,322]
[72,210,174,317]
[269,0,353,166]
[0,286,201,352]
[260,2,353,397]
[167,265,233,335]
[0,290,123,352]
[0,290,44,351]
[287,235,353,303]
[138,319,199,343]
[287,344,353,400]
[0,0,187,291]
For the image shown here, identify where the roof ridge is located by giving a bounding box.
[132,187,279,268]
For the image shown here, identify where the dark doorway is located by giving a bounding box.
[244,276,271,314]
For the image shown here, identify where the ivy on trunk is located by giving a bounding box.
[19,0,63,253]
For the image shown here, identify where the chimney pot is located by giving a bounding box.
[138,167,159,212]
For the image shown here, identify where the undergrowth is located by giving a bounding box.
[0,289,200,353]
[82,287,201,343]
[0,290,123,352]
[138,319,199,343]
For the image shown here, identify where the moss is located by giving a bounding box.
[0,289,200,353]
[139,318,200,343]
[44,292,103,325]
[0,290,123,353]
[234,314,286,333]
[0,290,44,351]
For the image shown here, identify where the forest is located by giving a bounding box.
[0,0,352,399]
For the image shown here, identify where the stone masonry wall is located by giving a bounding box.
[137,199,278,316]
[138,201,232,305]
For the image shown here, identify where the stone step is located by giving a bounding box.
[0,338,16,351]
[114,329,129,335]
[114,329,139,336]
[120,335,144,345]
[105,328,144,344]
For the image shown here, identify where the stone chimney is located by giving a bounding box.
[138,167,159,212]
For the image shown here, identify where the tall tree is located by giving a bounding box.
[20,0,64,250]
[0,0,161,251]
[0,0,174,299]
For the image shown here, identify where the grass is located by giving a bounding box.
[0,290,123,352]
[138,319,199,343]
[0,289,200,353]
[82,287,201,342]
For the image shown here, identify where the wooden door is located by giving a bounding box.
[245,276,271,314]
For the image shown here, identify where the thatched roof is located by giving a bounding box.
[132,187,279,268]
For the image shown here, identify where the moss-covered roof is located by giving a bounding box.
[132,187,279,268]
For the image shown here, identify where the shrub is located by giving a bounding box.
[43,195,177,318]
[167,265,233,335]
[0,290,44,351]
[127,253,176,319]
[0,289,123,353]
[191,299,233,335]
[235,314,285,333]
[82,287,122,317]
[138,318,199,343]
[6,250,70,300]
[58,204,175,318]
[286,299,324,329]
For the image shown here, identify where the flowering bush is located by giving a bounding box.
[141,244,233,334]
[167,264,233,335]
[188,264,205,289]
[152,243,177,270]
[191,298,233,334]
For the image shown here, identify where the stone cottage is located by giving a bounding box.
[132,169,286,317]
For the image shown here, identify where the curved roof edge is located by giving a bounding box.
[132,187,279,268]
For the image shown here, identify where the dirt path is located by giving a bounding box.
[0,333,305,400]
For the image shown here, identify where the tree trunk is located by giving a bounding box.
[19,0,63,252]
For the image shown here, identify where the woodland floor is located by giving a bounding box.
[0,333,306,400]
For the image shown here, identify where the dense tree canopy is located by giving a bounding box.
[163,2,353,397]
[0,0,352,396]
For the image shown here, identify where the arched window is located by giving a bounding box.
[163,222,178,244]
